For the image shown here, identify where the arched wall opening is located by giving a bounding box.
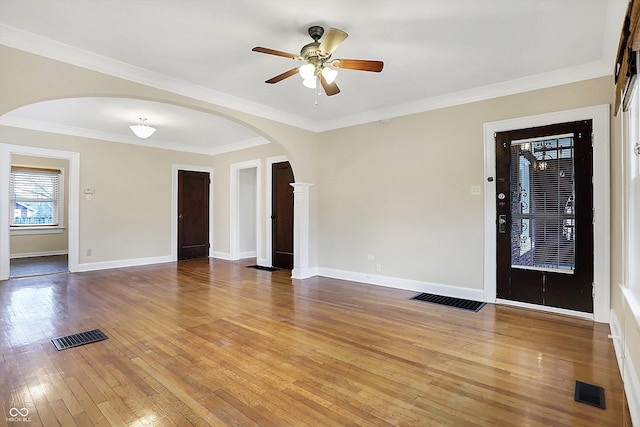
[0,95,315,279]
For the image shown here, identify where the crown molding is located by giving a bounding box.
[0,24,320,132]
[316,60,614,132]
[0,0,626,134]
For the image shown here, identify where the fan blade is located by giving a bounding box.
[332,59,384,72]
[252,46,299,59]
[265,68,299,84]
[318,28,348,56]
[320,74,340,96]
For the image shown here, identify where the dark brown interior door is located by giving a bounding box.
[178,170,210,260]
[495,120,593,313]
[272,161,294,269]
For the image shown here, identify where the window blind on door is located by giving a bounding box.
[10,166,61,226]
[509,135,576,274]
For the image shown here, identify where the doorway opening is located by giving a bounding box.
[177,170,210,260]
[0,144,80,281]
[483,105,610,322]
[495,121,593,313]
[230,159,261,262]
[9,156,70,278]
[171,164,214,261]
[271,161,295,270]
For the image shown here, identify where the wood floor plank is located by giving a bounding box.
[65,375,105,424]
[96,401,127,426]
[48,399,78,427]
[32,398,59,427]
[0,258,629,426]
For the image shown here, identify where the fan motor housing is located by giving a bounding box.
[301,42,322,61]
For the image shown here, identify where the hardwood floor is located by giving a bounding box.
[0,258,628,426]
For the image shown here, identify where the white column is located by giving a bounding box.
[290,182,313,279]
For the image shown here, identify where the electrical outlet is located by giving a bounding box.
[471,185,482,195]
[367,254,374,261]
[376,263,382,273]
[86,248,92,256]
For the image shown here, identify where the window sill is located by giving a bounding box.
[622,285,640,332]
[10,226,65,236]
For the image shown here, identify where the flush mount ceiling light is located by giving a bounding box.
[129,117,156,139]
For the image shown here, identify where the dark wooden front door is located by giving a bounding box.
[272,162,294,269]
[178,170,210,260]
[495,120,594,313]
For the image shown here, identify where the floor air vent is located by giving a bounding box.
[411,293,486,312]
[574,381,606,409]
[51,329,108,351]
[247,265,278,272]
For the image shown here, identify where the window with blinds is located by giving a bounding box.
[10,166,61,227]
[510,134,576,274]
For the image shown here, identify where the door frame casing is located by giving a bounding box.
[483,105,610,322]
[171,164,214,261]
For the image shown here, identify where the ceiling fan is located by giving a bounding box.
[252,26,384,96]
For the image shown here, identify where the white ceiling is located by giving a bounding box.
[0,0,628,153]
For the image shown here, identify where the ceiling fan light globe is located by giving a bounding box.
[299,63,316,80]
[321,67,338,84]
[129,124,156,139]
[302,77,317,89]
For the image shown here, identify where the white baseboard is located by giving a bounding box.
[10,250,68,259]
[292,265,318,280]
[212,252,232,260]
[610,309,626,379]
[78,255,172,272]
[627,349,640,427]
[610,309,640,426]
[239,251,257,259]
[317,267,485,301]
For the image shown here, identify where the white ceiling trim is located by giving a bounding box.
[208,137,270,156]
[0,24,317,131]
[0,0,627,134]
[0,115,269,156]
[316,59,614,131]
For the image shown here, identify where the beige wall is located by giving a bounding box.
[1,43,637,406]
[1,127,291,264]
[0,45,319,267]
[9,154,69,256]
[318,77,614,290]
[1,127,213,263]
